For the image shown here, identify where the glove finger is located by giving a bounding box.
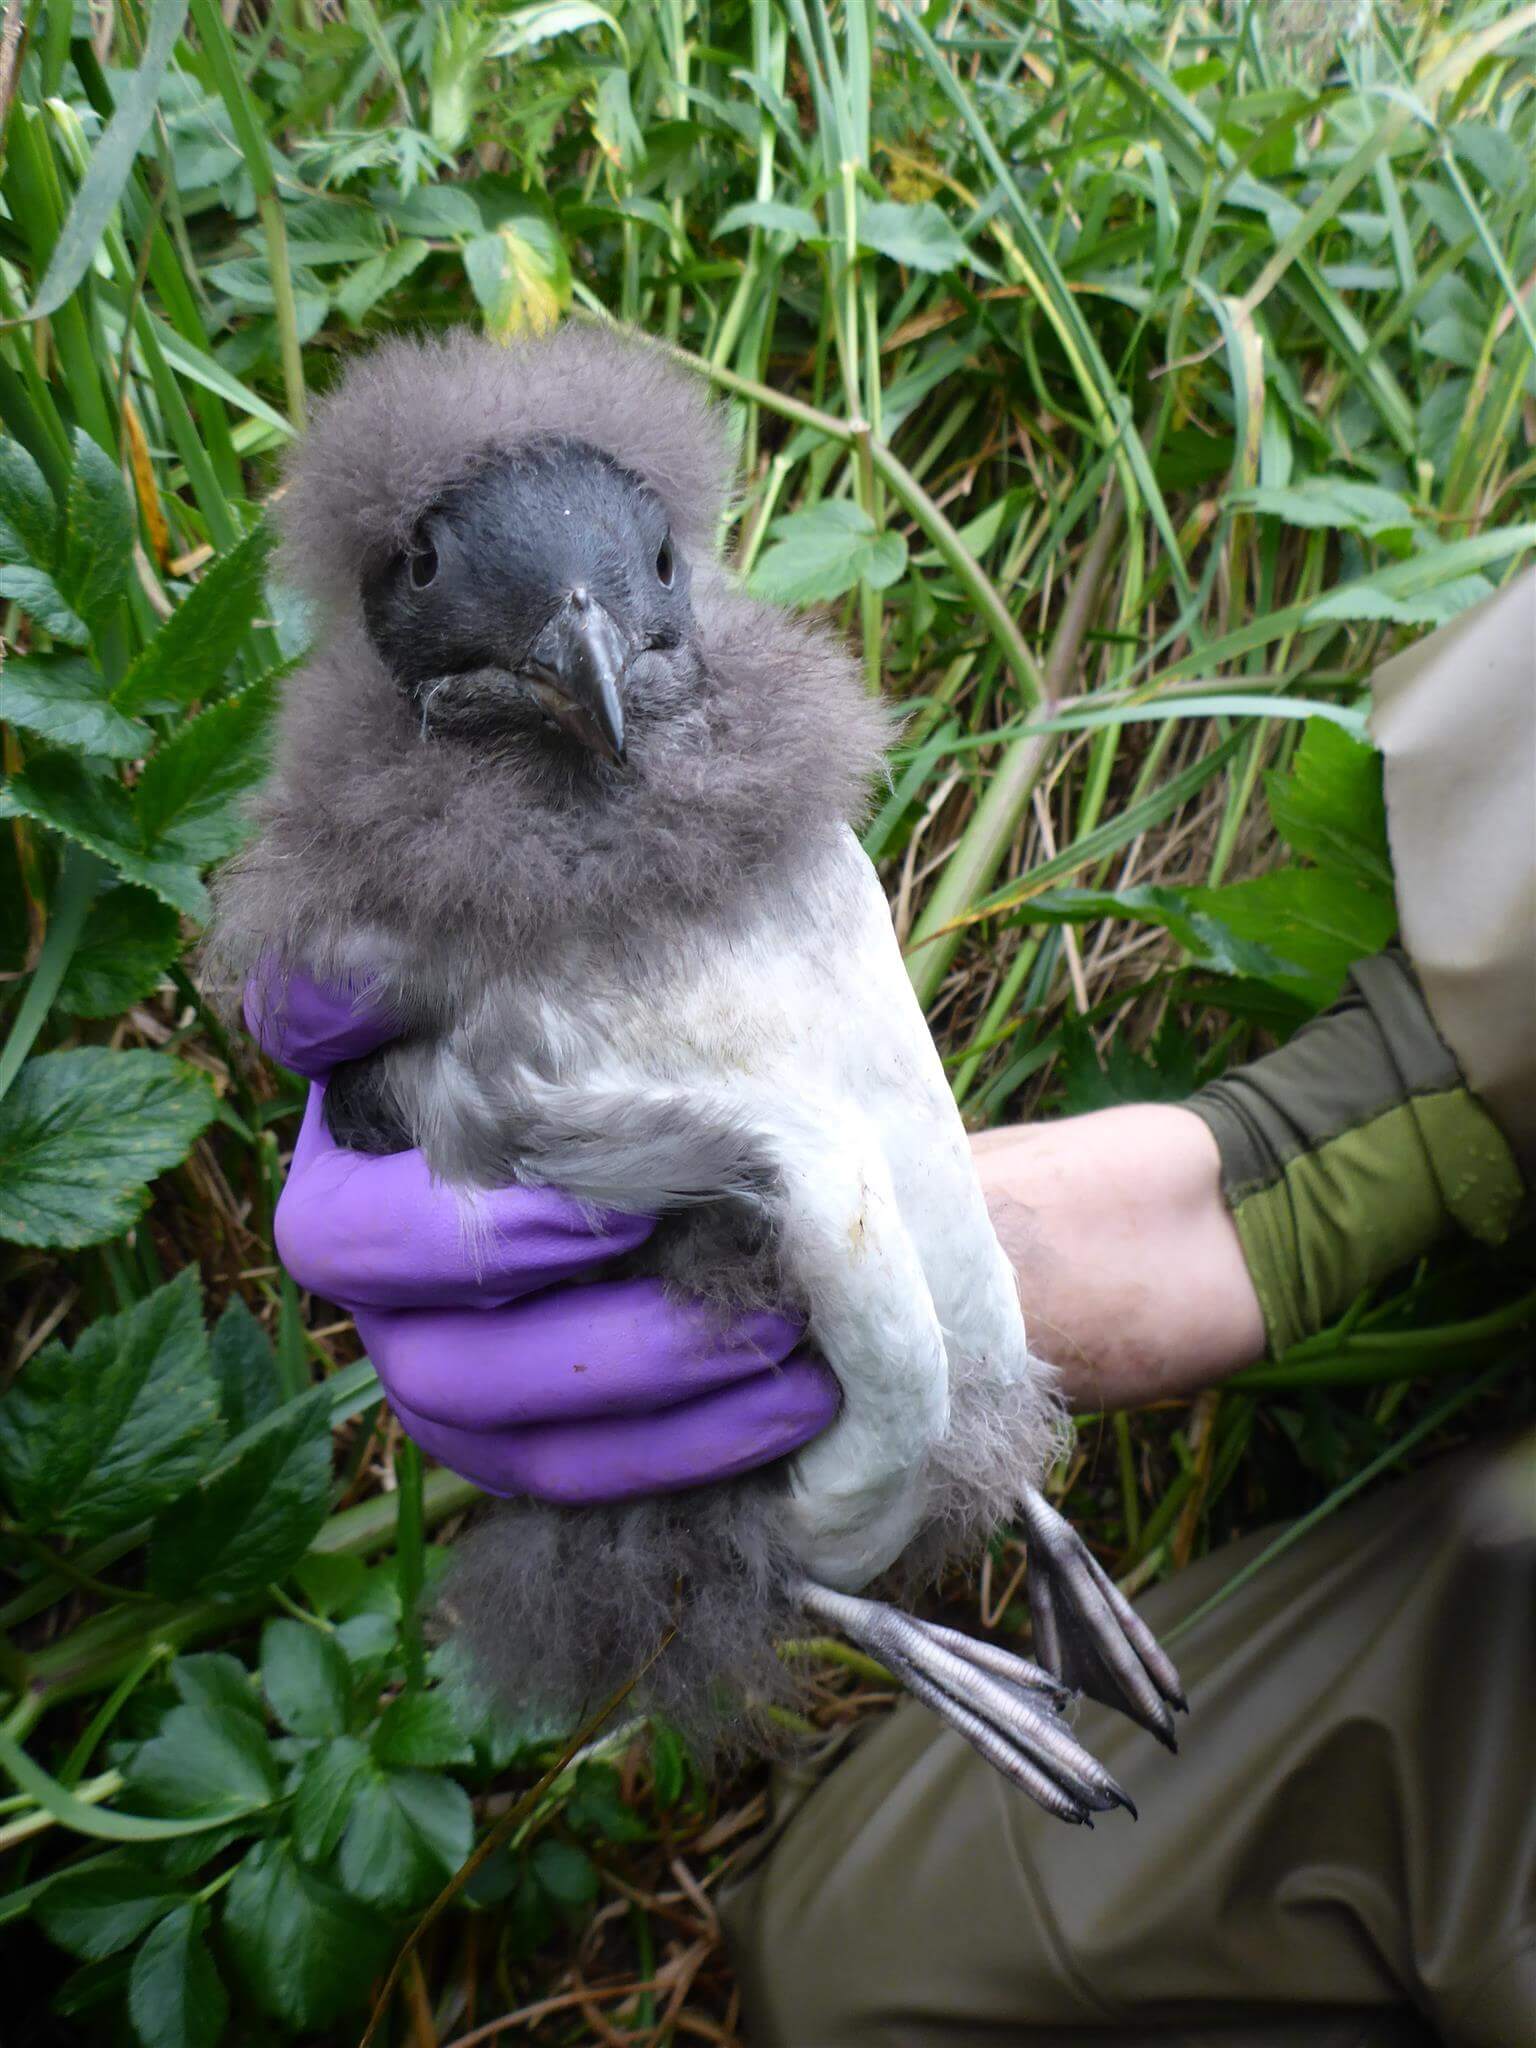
[245,961,400,1079]
[388,1351,840,1503]
[277,1087,655,1308]
[355,1279,806,1428]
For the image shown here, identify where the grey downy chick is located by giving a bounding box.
[209,326,1184,1823]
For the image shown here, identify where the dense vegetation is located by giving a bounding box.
[1,2,1532,2041]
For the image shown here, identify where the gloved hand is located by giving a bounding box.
[246,966,839,1502]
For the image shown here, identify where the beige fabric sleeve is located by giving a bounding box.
[1368,569,1536,1174]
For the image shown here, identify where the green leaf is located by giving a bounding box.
[337,1765,474,1909]
[858,199,985,275]
[0,1724,254,1845]
[1023,884,1299,980]
[371,1688,472,1768]
[127,1900,227,2048]
[531,1837,599,1907]
[0,563,90,643]
[1056,1014,1202,1116]
[0,435,59,567]
[1263,719,1392,887]
[713,198,820,240]
[749,501,908,606]
[55,887,184,1019]
[260,1618,352,1739]
[114,526,273,716]
[1233,478,1419,541]
[464,214,571,339]
[0,1268,221,1536]
[123,1700,280,1818]
[133,675,276,866]
[649,1721,686,1808]
[18,0,189,324]
[290,1735,372,1864]
[0,1047,217,1251]
[0,654,152,759]
[335,238,433,326]
[0,754,208,917]
[1187,867,1397,1008]
[222,1839,394,2027]
[208,1298,280,1435]
[59,431,134,621]
[36,1864,186,1962]
[170,1653,264,1723]
[565,1759,647,1843]
[147,1387,333,1602]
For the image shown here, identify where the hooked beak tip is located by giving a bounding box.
[523,593,630,767]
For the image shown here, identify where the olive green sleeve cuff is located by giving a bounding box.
[1187,952,1526,1356]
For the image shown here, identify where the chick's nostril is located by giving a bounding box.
[569,585,591,614]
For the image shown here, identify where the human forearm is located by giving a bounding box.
[973,1105,1266,1411]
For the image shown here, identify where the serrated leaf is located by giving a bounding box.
[36,1864,187,1962]
[0,562,90,643]
[290,1735,372,1864]
[1233,478,1419,540]
[0,654,151,759]
[60,431,134,620]
[0,754,208,917]
[335,238,432,325]
[123,1701,280,1816]
[0,1047,216,1250]
[127,1900,227,2048]
[147,1386,333,1602]
[1186,867,1397,1008]
[260,1618,352,1739]
[748,501,908,606]
[170,1653,264,1723]
[133,675,276,865]
[209,1298,280,1435]
[114,525,272,716]
[223,1839,394,2026]
[0,1267,221,1536]
[337,1765,473,1909]
[858,199,985,275]
[371,1688,472,1767]
[1264,719,1392,887]
[55,887,184,1019]
[464,215,571,339]
[0,436,59,567]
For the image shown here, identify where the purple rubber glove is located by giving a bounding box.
[247,966,839,1501]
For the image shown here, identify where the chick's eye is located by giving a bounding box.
[655,537,675,588]
[409,542,438,590]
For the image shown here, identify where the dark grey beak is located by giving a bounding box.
[521,589,629,766]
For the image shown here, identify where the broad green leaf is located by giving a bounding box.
[371,1688,473,1768]
[531,1837,599,1907]
[209,1298,280,1435]
[749,501,908,606]
[123,1701,280,1817]
[713,198,820,240]
[114,525,272,715]
[0,563,90,643]
[0,754,208,916]
[1186,867,1397,1008]
[134,675,276,865]
[858,198,984,275]
[464,215,571,339]
[59,431,134,621]
[1057,1015,1203,1116]
[1305,526,1536,628]
[337,1764,473,1908]
[1233,478,1418,540]
[127,1900,227,2048]
[170,1653,264,1723]
[147,1386,333,1602]
[0,1268,220,1536]
[55,887,183,1019]
[260,1618,352,1739]
[0,1726,253,1844]
[565,1759,647,1843]
[18,0,189,323]
[0,1048,216,1251]
[290,1736,372,1864]
[335,237,432,326]
[1023,884,1298,980]
[388,182,484,238]
[222,1840,394,2028]
[36,1864,187,1962]
[1264,719,1392,887]
[0,435,59,567]
[0,655,151,759]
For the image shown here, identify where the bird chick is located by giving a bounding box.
[211,326,1184,1822]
